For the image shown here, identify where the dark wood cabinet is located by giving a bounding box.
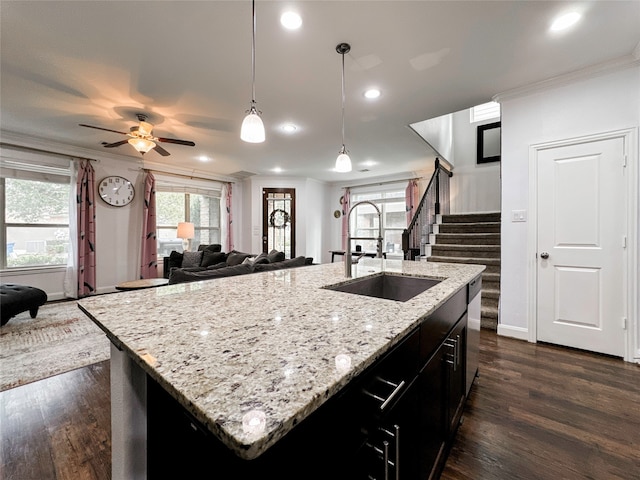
[147,284,474,479]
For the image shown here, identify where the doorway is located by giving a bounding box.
[530,131,633,358]
[262,188,295,258]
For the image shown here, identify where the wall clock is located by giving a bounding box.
[98,176,135,207]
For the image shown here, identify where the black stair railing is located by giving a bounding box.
[402,158,453,260]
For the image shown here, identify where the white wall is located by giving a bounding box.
[244,175,330,264]
[409,114,454,164]
[499,65,640,352]
[449,111,502,213]
[0,155,144,299]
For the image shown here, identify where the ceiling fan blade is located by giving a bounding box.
[79,124,129,135]
[157,137,196,146]
[102,140,129,148]
[153,144,171,156]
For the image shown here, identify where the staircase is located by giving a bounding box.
[426,212,501,330]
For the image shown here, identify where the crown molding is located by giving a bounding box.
[493,53,640,103]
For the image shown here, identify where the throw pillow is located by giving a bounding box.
[197,243,223,253]
[201,251,228,268]
[267,249,285,263]
[182,251,203,268]
[226,250,254,266]
[253,252,270,264]
[168,250,184,270]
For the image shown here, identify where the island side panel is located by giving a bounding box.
[111,343,147,480]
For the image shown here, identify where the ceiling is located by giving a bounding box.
[1,1,639,183]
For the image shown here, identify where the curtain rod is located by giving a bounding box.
[341,176,422,190]
[0,142,100,163]
[146,168,234,185]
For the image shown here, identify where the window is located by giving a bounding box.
[350,187,406,254]
[470,101,500,123]
[2,177,70,269]
[156,189,221,256]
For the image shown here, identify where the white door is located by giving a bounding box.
[536,136,626,356]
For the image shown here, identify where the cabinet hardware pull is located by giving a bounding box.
[363,390,387,404]
[380,380,406,411]
[383,441,390,480]
[455,334,460,368]
[394,424,400,480]
[376,376,400,388]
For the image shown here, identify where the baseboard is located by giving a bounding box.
[497,324,529,341]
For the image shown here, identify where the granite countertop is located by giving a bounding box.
[78,259,484,460]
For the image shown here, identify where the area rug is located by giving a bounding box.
[0,300,110,391]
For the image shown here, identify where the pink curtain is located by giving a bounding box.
[341,188,350,251]
[140,171,158,279]
[225,183,234,252]
[405,179,419,225]
[77,160,96,297]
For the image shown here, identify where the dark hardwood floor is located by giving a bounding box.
[1,331,638,479]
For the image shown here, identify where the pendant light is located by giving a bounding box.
[335,43,352,173]
[241,0,265,143]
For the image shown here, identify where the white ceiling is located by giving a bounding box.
[1,1,639,183]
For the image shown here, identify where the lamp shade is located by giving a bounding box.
[176,222,195,239]
[128,137,156,154]
[335,151,352,173]
[241,110,266,143]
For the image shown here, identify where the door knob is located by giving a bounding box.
[540,252,549,259]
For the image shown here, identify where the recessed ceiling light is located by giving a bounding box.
[550,12,581,32]
[198,155,211,162]
[272,167,283,173]
[364,89,381,99]
[281,11,302,30]
[281,123,297,133]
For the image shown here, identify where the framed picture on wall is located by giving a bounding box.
[477,121,501,164]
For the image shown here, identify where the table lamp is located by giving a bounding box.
[176,222,195,252]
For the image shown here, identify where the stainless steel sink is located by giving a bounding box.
[324,273,441,302]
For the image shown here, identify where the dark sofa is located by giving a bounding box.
[164,245,313,285]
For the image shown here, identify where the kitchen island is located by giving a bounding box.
[78,259,484,479]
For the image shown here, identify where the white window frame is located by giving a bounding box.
[154,175,222,256]
[350,184,407,254]
[1,150,71,271]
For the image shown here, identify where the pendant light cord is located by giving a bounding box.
[251,0,257,104]
[341,50,346,147]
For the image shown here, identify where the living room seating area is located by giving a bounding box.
[164,244,313,285]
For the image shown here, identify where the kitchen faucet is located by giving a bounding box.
[345,200,383,277]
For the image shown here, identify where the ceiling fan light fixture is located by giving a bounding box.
[241,0,265,143]
[138,120,154,137]
[128,137,156,154]
[241,103,265,143]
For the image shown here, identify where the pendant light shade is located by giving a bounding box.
[241,103,265,143]
[335,146,352,173]
[335,43,352,173]
[241,0,265,143]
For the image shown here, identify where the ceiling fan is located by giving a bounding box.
[79,113,195,156]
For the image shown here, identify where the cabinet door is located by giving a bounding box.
[445,316,466,437]
[417,342,447,480]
